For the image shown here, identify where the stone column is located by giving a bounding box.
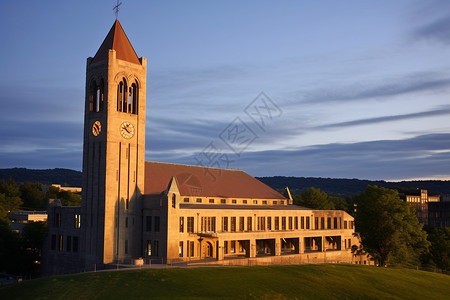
[275,238,281,256]
[217,239,224,261]
[250,239,257,258]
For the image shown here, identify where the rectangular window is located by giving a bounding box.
[222,217,228,232]
[179,217,184,232]
[51,234,56,250]
[257,216,266,231]
[275,217,279,230]
[253,200,258,204]
[295,216,298,230]
[209,199,214,203]
[289,217,293,230]
[201,217,216,232]
[153,240,159,256]
[155,216,160,232]
[243,200,247,204]
[350,221,354,229]
[344,220,348,229]
[301,216,305,229]
[224,241,228,254]
[282,217,286,230]
[146,216,152,232]
[247,217,252,231]
[334,217,338,229]
[74,214,81,229]
[147,240,152,256]
[190,241,194,257]
[262,200,267,205]
[221,199,226,204]
[267,217,272,230]
[321,217,325,229]
[273,201,278,205]
[179,241,183,257]
[58,235,63,252]
[196,198,202,203]
[187,217,194,233]
[231,217,236,232]
[125,240,128,254]
[232,199,237,204]
[315,217,318,229]
[306,216,310,229]
[239,217,244,231]
[67,236,72,252]
[327,217,331,229]
[73,236,79,252]
[55,213,61,227]
[184,197,189,203]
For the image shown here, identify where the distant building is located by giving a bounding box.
[428,201,450,228]
[404,189,440,226]
[8,211,47,234]
[51,184,82,193]
[42,19,371,276]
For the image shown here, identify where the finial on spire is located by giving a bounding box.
[113,0,122,19]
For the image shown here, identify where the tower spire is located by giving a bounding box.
[113,0,122,19]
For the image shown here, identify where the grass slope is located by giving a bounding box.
[1,264,449,299]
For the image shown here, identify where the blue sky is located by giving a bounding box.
[1,0,450,180]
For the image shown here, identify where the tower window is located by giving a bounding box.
[89,79,104,112]
[117,79,138,114]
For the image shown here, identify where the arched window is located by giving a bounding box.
[129,82,138,114]
[117,78,127,112]
[89,79,104,113]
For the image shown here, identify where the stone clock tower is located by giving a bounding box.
[81,20,146,268]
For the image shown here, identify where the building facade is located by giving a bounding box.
[405,189,440,226]
[43,20,368,275]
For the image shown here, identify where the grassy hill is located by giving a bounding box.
[1,264,449,299]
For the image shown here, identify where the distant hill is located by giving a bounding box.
[1,168,449,196]
[257,176,450,196]
[0,168,82,187]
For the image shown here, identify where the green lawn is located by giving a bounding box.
[1,264,449,299]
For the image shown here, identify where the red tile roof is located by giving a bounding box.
[91,20,141,65]
[144,161,287,200]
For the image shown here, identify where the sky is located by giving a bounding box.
[1,0,450,181]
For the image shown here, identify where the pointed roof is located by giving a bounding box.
[144,161,287,200]
[91,19,141,65]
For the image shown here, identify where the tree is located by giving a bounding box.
[58,190,81,206]
[354,185,429,267]
[20,182,46,209]
[0,178,23,223]
[293,187,336,210]
[21,221,48,277]
[427,227,450,273]
[0,219,22,275]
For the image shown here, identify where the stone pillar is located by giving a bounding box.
[299,237,304,254]
[322,236,325,252]
[275,238,281,256]
[217,240,224,261]
[250,239,257,258]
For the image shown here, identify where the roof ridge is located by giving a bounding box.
[145,160,244,173]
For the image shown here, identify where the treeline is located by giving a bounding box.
[0,178,81,224]
[261,176,450,196]
[292,186,450,274]
[0,168,82,187]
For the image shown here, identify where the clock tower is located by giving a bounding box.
[81,20,147,268]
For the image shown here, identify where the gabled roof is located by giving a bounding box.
[91,19,141,65]
[144,161,287,200]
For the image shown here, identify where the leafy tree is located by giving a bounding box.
[354,185,429,267]
[0,178,23,223]
[427,227,450,273]
[58,190,81,206]
[293,187,335,210]
[20,182,46,209]
[0,219,22,274]
[45,185,60,200]
[21,221,48,276]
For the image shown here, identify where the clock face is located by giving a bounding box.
[92,121,101,136]
[120,122,135,139]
